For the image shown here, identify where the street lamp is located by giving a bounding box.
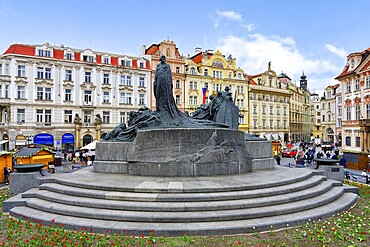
[25,134,34,146]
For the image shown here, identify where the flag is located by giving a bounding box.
[202,87,208,104]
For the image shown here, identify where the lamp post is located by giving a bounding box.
[25,134,34,146]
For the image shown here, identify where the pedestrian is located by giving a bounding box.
[326,151,331,159]
[75,151,80,163]
[3,164,12,184]
[274,152,281,166]
[339,155,347,168]
[67,152,72,162]
[361,169,367,177]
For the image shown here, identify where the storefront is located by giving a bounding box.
[62,133,74,152]
[33,133,54,146]
[15,134,26,149]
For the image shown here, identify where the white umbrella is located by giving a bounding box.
[80,140,97,150]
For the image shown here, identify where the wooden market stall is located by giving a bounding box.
[0,152,13,183]
[272,141,282,157]
[13,147,55,167]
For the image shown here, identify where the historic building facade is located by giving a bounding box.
[335,47,370,152]
[184,49,249,131]
[143,39,185,111]
[0,43,151,150]
[319,84,339,142]
[310,92,322,141]
[248,64,291,141]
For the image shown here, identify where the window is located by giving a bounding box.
[366,76,370,88]
[269,106,273,115]
[190,81,197,90]
[120,112,126,124]
[126,76,132,86]
[139,94,145,105]
[37,87,43,100]
[338,107,342,116]
[338,96,342,104]
[283,107,287,115]
[327,91,331,98]
[175,95,181,104]
[356,137,360,147]
[262,95,266,100]
[38,50,51,57]
[103,73,110,84]
[45,88,51,100]
[17,86,26,98]
[253,93,257,100]
[0,64,2,75]
[17,109,25,123]
[367,104,370,119]
[5,64,9,75]
[189,96,198,106]
[283,120,287,129]
[214,84,222,92]
[103,111,110,124]
[176,67,180,73]
[45,68,51,79]
[355,105,360,120]
[66,53,72,60]
[253,105,257,114]
[83,110,92,123]
[120,92,132,104]
[5,85,8,98]
[64,110,73,123]
[65,89,72,101]
[85,71,91,82]
[84,90,92,104]
[322,115,325,122]
[328,103,331,109]
[17,65,26,77]
[204,69,208,76]
[83,55,94,62]
[277,120,280,129]
[190,68,196,75]
[276,106,280,115]
[269,95,273,101]
[355,79,360,91]
[346,82,351,93]
[175,80,180,89]
[36,109,43,123]
[139,62,144,68]
[237,86,244,94]
[204,82,208,89]
[347,107,351,120]
[103,92,110,103]
[120,75,125,85]
[65,70,72,81]
[37,67,43,79]
[125,60,131,67]
[103,57,109,64]
[270,120,273,129]
[139,77,145,87]
[322,103,325,109]
[253,119,257,129]
[345,136,351,146]
[262,120,266,128]
[237,99,244,108]
[262,105,266,114]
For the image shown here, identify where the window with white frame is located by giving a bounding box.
[36,67,51,79]
[276,106,280,115]
[190,68,196,75]
[83,110,92,123]
[238,73,242,80]
[125,60,131,67]
[355,79,360,91]
[45,88,51,100]
[277,120,280,129]
[38,49,51,57]
[85,71,91,82]
[103,73,110,84]
[65,89,72,101]
[5,85,8,98]
[204,69,208,76]
[17,86,26,98]
[66,53,73,60]
[5,64,9,75]
[139,94,145,105]
[283,107,287,115]
[236,99,244,108]
[36,109,43,122]
[45,68,51,79]
[120,92,132,104]
[103,92,110,103]
[214,84,222,92]
[0,64,2,75]
[262,105,266,114]
[37,87,43,100]
[0,85,2,97]
[189,96,198,106]
[283,120,287,129]
[175,80,180,89]
[126,76,132,86]
[139,62,144,68]
[84,90,92,103]
[270,120,273,129]
[65,69,72,81]
[119,75,132,86]
[237,86,244,94]
[338,96,342,104]
[176,67,180,73]
[190,81,197,90]
[239,115,244,124]
[103,57,109,64]
[64,110,73,123]
[346,82,351,93]
[120,112,126,124]
[102,111,110,124]
[139,77,145,87]
[253,105,257,114]
[366,76,370,88]
[17,65,26,77]
[355,105,360,120]
[262,119,266,128]
[83,55,94,63]
[253,93,257,100]
[17,109,25,123]
[253,119,257,128]
[175,95,181,104]
[346,107,351,120]
[338,107,342,116]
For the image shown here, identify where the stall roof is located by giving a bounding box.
[13,147,55,158]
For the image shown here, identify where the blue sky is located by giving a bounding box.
[1,0,369,95]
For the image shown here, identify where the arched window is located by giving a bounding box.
[190,68,196,75]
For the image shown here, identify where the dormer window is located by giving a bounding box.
[125,60,131,67]
[104,57,109,64]
[350,59,355,68]
[38,50,51,57]
[83,55,94,63]
[66,53,72,60]
[139,62,144,68]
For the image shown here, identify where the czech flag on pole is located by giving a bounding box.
[202,87,208,104]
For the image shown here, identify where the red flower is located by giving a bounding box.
[151,229,155,232]
[51,219,55,223]
[105,229,109,233]
[360,231,366,235]
[238,241,241,245]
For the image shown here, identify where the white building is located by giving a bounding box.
[0,43,151,151]
[320,84,339,143]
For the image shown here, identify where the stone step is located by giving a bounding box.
[10,192,358,236]
[31,180,334,212]
[38,175,326,202]
[25,187,344,223]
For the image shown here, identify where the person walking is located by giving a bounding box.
[3,164,12,184]
[339,155,347,168]
[274,151,281,166]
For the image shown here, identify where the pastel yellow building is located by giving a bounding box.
[184,49,249,132]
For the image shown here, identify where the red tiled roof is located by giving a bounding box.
[74,52,80,61]
[192,53,203,64]
[335,65,351,79]
[249,78,257,85]
[132,59,137,68]
[326,84,340,90]
[53,49,64,59]
[145,44,159,55]
[4,44,35,56]
[250,73,262,78]
[96,55,101,64]
[111,57,118,66]
[146,61,150,69]
[361,47,370,55]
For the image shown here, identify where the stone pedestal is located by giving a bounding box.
[94,128,252,177]
[316,165,344,182]
[245,140,275,170]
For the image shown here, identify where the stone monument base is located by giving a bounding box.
[94,128,252,177]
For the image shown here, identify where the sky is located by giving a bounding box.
[1,0,370,96]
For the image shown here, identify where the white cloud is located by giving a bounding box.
[216,34,342,92]
[325,44,347,59]
[241,23,256,32]
[216,10,243,21]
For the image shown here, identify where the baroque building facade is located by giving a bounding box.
[184,49,249,131]
[335,47,370,152]
[319,84,339,143]
[0,43,151,151]
[248,63,291,142]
